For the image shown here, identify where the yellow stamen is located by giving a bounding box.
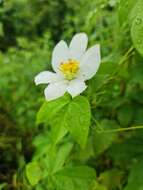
[59,59,80,80]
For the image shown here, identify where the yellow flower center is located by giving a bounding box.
[59,59,80,80]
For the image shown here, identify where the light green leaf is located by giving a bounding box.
[50,107,69,145]
[36,94,71,144]
[52,142,73,173]
[37,95,90,147]
[26,161,43,186]
[129,0,143,24]
[54,166,96,190]
[66,96,91,148]
[36,94,71,125]
[131,13,143,56]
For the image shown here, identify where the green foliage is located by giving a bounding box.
[37,95,91,147]
[26,161,44,186]
[1,0,143,190]
[54,166,96,190]
[65,96,91,148]
[124,160,143,190]
[92,119,118,157]
[131,13,143,56]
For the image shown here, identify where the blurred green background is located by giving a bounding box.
[1,0,143,189]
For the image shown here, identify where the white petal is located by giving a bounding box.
[69,33,88,60]
[67,79,87,97]
[80,44,101,80]
[44,81,68,101]
[52,40,70,72]
[35,71,62,85]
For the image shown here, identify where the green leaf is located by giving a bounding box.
[50,107,69,144]
[66,96,91,148]
[52,142,73,173]
[131,13,143,56]
[0,183,7,190]
[117,104,133,126]
[36,94,71,125]
[110,130,143,162]
[97,61,116,75]
[118,0,136,26]
[124,160,143,190]
[37,94,71,144]
[0,23,4,37]
[54,166,96,190]
[37,95,91,147]
[26,161,44,186]
[92,119,118,157]
[129,0,143,24]
[99,169,124,190]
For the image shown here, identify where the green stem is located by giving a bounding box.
[118,46,134,65]
[97,126,143,133]
[92,116,143,133]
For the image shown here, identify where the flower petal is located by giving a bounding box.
[34,71,62,85]
[52,40,70,72]
[80,44,101,80]
[67,79,87,97]
[44,81,68,101]
[69,33,88,60]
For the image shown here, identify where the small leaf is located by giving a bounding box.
[66,96,91,148]
[26,161,43,186]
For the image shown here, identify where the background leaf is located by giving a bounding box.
[54,166,96,190]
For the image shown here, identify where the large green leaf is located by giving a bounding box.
[37,95,91,147]
[131,12,143,56]
[129,0,143,23]
[36,94,71,125]
[50,107,69,144]
[52,142,73,173]
[36,94,71,144]
[130,0,143,55]
[66,96,91,148]
[54,166,96,190]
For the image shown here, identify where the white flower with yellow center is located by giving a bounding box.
[35,33,101,101]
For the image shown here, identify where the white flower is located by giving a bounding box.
[35,33,101,101]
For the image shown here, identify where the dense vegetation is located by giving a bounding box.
[0,0,143,189]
